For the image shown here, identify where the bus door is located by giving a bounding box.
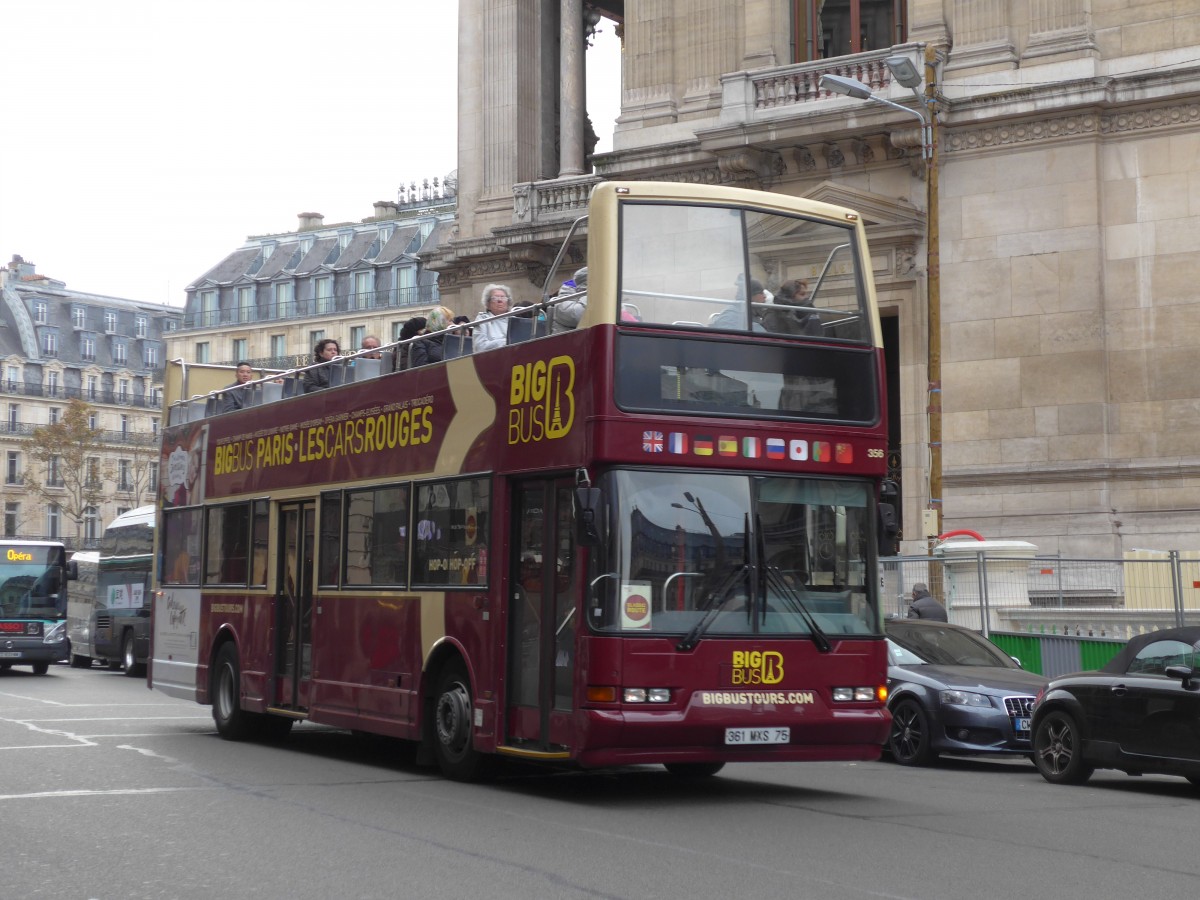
[274,501,315,711]
[506,479,578,750]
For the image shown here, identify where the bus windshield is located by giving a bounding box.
[586,470,879,639]
[0,546,68,619]
[618,201,870,342]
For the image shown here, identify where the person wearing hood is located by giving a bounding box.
[473,284,513,352]
[906,583,948,621]
[551,266,588,333]
[410,307,454,367]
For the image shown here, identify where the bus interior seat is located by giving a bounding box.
[377,350,395,373]
[507,316,549,345]
[443,334,473,359]
[281,377,301,399]
[352,357,382,380]
[327,363,347,388]
[259,380,285,404]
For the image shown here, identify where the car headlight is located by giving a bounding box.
[939,689,991,708]
[42,621,67,644]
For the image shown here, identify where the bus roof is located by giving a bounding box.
[107,506,155,530]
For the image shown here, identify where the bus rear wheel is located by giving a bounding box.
[212,643,258,741]
[432,661,491,782]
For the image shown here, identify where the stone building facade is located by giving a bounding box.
[439,0,1200,555]
[0,254,180,545]
[167,187,455,372]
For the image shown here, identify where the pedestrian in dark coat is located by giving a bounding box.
[907,583,948,621]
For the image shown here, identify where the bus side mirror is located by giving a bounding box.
[66,560,79,581]
[574,487,602,547]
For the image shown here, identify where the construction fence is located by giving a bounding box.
[880,550,1200,678]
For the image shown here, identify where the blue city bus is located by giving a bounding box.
[0,541,76,675]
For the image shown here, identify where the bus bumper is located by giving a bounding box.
[0,638,69,665]
[571,705,890,768]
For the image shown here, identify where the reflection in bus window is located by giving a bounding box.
[204,503,250,585]
[344,485,410,586]
[411,478,489,587]
[318,491,342,586]
[162,508,202,585]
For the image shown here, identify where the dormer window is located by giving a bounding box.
[135,315,148,338]
[104,310,118,333]
[34,301,47,324]
[72,306,87,329]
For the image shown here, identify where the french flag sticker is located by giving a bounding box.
[668,433,688,454]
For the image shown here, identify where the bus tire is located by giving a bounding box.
[212,643,257,741]
[31,662,50,675]
[432,661,492,782]
[664,762,725,778]
[122,632,144,677]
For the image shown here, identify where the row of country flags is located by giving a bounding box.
[641,431,854,463]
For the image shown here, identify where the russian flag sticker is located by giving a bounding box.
[766,438,786,459]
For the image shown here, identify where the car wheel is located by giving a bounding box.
[122,632,144,678]
[664,762,726,778]
[69,652,92,668]
[211,643,258,741]
[31,662,50,675]
[1033,710,1094,785]
[431,661,492,781]
[888,698,937,766]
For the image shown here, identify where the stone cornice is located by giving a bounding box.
[947,459,1200,488]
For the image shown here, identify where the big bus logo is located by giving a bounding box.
[508,355,575,445]
[731,650,785,685]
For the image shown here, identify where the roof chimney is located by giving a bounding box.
[297,212,324,231]
[372,201,399,220]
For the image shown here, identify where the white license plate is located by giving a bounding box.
[1015,717,1031,733]
[0,651,22,658]
[725,727,790,745]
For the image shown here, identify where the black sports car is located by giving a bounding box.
[885,619,1046,766]
[1031,626,1200,787]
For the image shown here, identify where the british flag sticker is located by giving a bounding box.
[643,430,664,453]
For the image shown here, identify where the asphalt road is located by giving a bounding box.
[3,664,1198,900]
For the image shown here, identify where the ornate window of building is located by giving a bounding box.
[48,455,63,487]
[118,459,132,491]
[350,325,365,349]
[46,503,60,539]
[236,286,255,323]
[5,365,18,392]
[72,306,87,329]
[200,291,218,327]
[4,502,18,537]
[81,334,96,361]
[86,458,100,488]
[149,462,159,492]
[135,314,148,338]
[86,374,99,400]
[34,301,48,324]
[88,411,98,430]
[394,266,416,305]
[232,338,247,362]
[46,369,60,397]
[145,344,159,367]
[6,451,20,485]
[42,331,59,356]
[196,342,210,364]
[104,310,118,333]
[274,282,294,319]
[796,0,906,60]
[49,407,60,425]
[113,340,128,365]
[84,506,99,542]
[315,276,333,315]
[270,334,287,359]
[309,330,326,348]
[8,403,19,430]
[118,379,129,403]
[352,270,373,310]
[120,414,129,438]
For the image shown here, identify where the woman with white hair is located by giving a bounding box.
[473,283,513,352]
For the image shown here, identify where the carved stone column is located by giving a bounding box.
[615,0,677,136]
[1025,0,1097,60]
[559,0,586,176]
[945,0,1017,72]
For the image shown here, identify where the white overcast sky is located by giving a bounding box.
[0,1,621,307]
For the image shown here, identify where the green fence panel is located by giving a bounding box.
[1078,639,1123,671]
[989,633,1044,675]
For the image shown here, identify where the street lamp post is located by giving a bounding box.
[820,52,942,544]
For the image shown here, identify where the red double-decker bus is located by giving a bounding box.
[151,181,893,780]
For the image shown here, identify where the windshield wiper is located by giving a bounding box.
[762,565,832,653]
[676,565,748,652]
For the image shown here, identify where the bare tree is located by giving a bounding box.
[25,399,113,541]
[112,433,159,510]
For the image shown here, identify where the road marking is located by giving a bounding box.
[0,787,202,802]
[0,691,69,706]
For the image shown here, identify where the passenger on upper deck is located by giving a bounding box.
[359,335,382,358]
[395,316,427,370]
[410,307,454,367]
[710,278,767,332]
[550,267,588,333]
[301,338,341,392]
[219,362,255,413]
[760,279,820,335]
[473,284,513,351]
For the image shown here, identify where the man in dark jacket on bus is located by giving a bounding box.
[907,583,948,621]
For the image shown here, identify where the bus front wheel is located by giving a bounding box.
[122,632,144,678]
[432,661,491,782]
[212,643,258,741]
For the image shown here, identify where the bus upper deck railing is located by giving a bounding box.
[165,293,581,425]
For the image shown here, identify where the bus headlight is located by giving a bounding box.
[42,621,66,644]
[833,686,880,702]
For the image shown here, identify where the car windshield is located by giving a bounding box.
[887,623,1015,668]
